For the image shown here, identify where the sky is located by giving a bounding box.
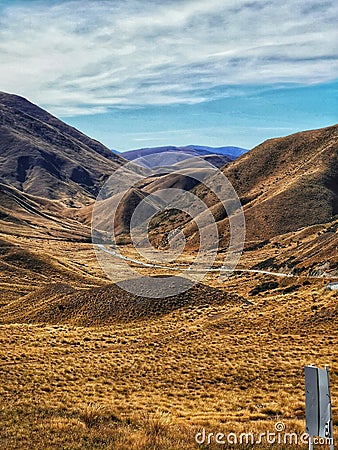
[0,0,337,151]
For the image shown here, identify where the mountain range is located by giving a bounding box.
[0,91,337,277]
[119,144,247,168]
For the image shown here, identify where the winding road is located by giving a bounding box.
[96,244,338,281]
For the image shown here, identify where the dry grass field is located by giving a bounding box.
[1,235,337,449]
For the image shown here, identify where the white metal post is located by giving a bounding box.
[326,366,334,450]
[305,365,334,450]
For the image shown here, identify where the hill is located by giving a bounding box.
[220,124,338,239]
[0,181,91,240]
[0,92,127,206]
[154,124,338,240]
[0,278,243,326]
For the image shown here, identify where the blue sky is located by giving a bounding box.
[0,0,337,151]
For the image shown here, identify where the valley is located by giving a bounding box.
[0,92,337,449]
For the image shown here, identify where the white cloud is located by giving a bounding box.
[0,0,337,114]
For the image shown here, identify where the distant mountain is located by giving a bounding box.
[0,92,127,206]
[184,145,248,159]
[120,144,246,168]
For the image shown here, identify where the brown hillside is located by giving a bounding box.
[0,279,243,326]
[0,92,127,205]
[0,92,121,163]
[0,182,91,240]
[221,124,338,239]
[155,124,338,245]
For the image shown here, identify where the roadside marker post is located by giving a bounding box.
[305,365,334,450]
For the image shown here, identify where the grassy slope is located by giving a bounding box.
[0,235,337,449]
[0,306,337,449]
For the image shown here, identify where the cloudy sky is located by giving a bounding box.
[0,0,337,150]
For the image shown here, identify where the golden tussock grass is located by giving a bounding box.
[0,238,337,448]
